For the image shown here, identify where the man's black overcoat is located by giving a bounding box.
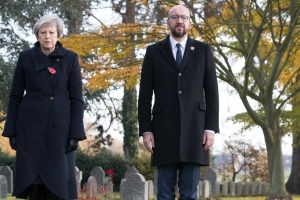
[138,36,219,167]
[2,42,86,199]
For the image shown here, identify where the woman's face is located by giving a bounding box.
[38,24,58,54]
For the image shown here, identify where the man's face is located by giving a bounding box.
[167,6,191,39]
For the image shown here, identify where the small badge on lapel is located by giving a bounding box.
[191,46,194,50]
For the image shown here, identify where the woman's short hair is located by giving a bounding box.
[33,13,63,38]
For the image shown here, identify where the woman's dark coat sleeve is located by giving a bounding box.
[2,53,26,137]
[67,54,85,139]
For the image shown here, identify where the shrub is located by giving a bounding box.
[0,148,15,171]
[75,148,127,191]
[131,149,156,181]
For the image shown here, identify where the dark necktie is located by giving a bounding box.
[176,43,182,67]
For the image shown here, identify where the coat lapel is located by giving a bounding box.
[159,36,179,70]
[180,37,196,71]
[31,46,51,72]
[31,41,66,72]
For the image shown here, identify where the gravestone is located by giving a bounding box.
[222,182,228,195]
[123,173,148,200]
[243,182,249,196]
[90,166,105,187]
[147,180,154,199]
[236,182,242,196]
[0,166,13,193]
[203,167,217,194]
[120,178,126,200]
[198,181,203,197]
[86,176,97,198]
[154,170,158,195]
[75,166,82,193]
[262,182,267,195]
[208,180,212,196]
[124,167,139,178]
[256,182,262,195]
[249,182,255,195]
[197,181,203,198]
[202,180,210,198]
[215,182,220,196]
[0,175,7,199]
[230,181,235,196]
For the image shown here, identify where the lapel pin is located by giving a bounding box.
[190,46,194,50]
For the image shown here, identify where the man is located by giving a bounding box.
[138,5,219,200]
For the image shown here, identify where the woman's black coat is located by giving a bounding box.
[2,42,86,199]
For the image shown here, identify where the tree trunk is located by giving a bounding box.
[122,86,138,159]
[121,0,138,160]
[285,132,300,194]
[263,128,292,199]
[286,74,300,194]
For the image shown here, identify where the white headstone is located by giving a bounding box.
[75,166,82,193]
[0,175,7,199]
[230,181,235,196]
[215,182,220,196]
[249,182,255,195]
[243,182,249,196]
[203,167,217,194]
[262,182,268,195]
[123,173,147,200]
[202,180,210,198]
[198,181,203,197]
[154,170,158,195]
[86,176,98,198]
[120,178,126,200]
[222,182,228,195]
[147,180,154,199]
[90,166,105,186]
[0,166,13,193]
[256,182,262,195]
[236,182,242,196]
[124,167,139,178]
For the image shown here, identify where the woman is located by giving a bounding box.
[2,13,86,199]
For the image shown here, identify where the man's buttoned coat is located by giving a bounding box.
[2,42,85,199]
[138,36,219,167]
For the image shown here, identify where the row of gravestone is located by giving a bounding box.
[0,165,217,197]
[1,165,269,200]
[84,166,154,199]
[87,167,267,200]
[199,180,268,198]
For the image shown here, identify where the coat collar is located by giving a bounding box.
[159,35,196,71]
[181,37,196,70]
[31,41,66,72]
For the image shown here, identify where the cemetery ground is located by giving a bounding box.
[2,194,300,200]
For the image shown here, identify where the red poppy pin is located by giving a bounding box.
[47,67,56,75]
[191,46,194,50]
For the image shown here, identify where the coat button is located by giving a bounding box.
[50,96,54,100]
[178,91,182,94]
[55,58,59,62]
[178,73,182,76]
[176,108,179,112]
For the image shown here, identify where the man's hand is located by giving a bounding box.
[143,132,155,153]
[203,131,215,151]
